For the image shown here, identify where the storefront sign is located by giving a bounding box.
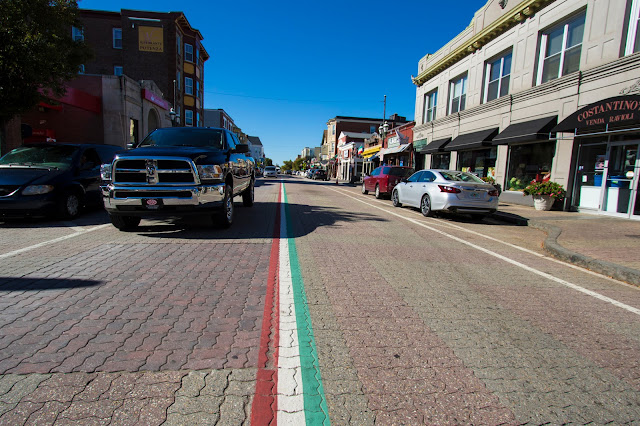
[139,26,163,52]
[387,136,400,149]
[142,89,169,110]
[553,95,640,132]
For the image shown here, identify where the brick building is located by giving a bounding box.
[77,9,209,128]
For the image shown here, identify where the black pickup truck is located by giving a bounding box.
[100,127,255,230]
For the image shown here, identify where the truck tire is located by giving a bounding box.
[242,178,254,207]
[218,183,234,228]
[109,214,141,231]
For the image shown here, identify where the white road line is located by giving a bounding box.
[330,187,640,316]
[277,184,306,425]
[362,194,635,286]
[0,224,110,260]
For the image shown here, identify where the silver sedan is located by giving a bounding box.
[391,169,499,218]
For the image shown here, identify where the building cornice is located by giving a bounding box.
[412,0,557,86]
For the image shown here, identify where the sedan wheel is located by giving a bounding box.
[420,194,433,217]
[392,189,402,207]
[361,182,368,194]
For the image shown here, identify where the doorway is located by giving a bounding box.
[601,142,639,217]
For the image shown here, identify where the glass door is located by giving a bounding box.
[602,143,639,217]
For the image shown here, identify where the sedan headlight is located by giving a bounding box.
[22,185,54,195]
[100,163,112,181]
[197,165,223,180]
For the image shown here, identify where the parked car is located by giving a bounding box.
[391,169,499,219]
[311,169,327,180]
[264,166,277,177]
[362,166,414,199]
[0,143,121,219]
[305,169,314,178]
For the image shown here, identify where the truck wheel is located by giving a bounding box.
[218,184,234,228]
[242,178,254,207]
[109,214,141,231]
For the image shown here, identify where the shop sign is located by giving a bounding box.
[553,95,640,132]
[142,89,169,110]
[413,138,428,151]
[387,136,400,149]
[139,26,163,52]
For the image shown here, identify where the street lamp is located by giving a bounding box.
[169,108,177,127]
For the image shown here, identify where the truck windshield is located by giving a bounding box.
[138,128,224,150]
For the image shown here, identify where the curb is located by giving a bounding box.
[493,212,640,286]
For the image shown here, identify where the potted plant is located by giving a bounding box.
[522,180,566,211]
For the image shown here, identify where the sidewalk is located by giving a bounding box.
[494,203,640,286]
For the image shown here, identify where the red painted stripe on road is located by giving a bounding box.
[251,185,281,425]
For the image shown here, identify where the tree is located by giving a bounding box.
[264,158,273,166]
[281,160,293,171]
[0,0,93,153]
[293,157,305,171]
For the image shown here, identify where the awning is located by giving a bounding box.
[552,95,640,133]
[493,116,557,145]
[362,145,381,158]
[366,153,379,162]
[421,137,451,154]
[445,128,498,151]
[383,143,411,155]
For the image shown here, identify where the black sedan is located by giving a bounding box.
[0,143,121,219]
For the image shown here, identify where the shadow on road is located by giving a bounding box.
[0,276,102,291]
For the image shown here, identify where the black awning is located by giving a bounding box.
[552,95,640,133]
[493,116,557,145]
[445,128,498,151]
[420,138,451,154]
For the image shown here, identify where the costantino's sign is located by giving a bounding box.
[577,98,639,126]
[554,95,640,132]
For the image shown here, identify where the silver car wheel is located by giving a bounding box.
[420,194,433,217]
[392,189,401,207]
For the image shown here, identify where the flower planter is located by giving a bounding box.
[532,194,555,211]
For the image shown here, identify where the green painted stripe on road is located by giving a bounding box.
[283,185,330,425]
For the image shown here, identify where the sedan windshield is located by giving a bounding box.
[440,171,486,183]
[139,128,224,150]
[0,145,78,169]
[389,168,414,177]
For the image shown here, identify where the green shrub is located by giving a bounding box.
[522,180,566,199]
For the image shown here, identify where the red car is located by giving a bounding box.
[362,166,414,199]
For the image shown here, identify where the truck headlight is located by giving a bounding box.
[22,185,54,195]
[100,164,112,180]
[197,165,223,180]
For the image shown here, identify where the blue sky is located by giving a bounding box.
[78,0,484,165]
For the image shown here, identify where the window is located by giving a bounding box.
[506,143,555,191]
[129,119,138,144]
[72,26,84,41]
[419,171,436,182]
[537,13,586,85]
[185,43,194,62]
[457,148,497,178]
[114,66,123,76]
[196,81,200,98]
[176,71,180,90]
[196,48,200,66]
[370,125,376,133]
[449,75,467,114]
[176,32,181,55]
[626,0,640,55]
[113,28,122,49]
[197,112,200,127]
[185,77,193,95]
[185,110,193,126]
[484,52,512,102]
[423,90,437,123]
[371,167,381,176]
[407,171,421,183]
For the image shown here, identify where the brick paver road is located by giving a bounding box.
[1,176,639,424]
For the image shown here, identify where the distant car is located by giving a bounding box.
[305,170,314,178]
[0,143,121,219]
[392,169,499,219]
[264,166,277,177]
[362,166,414,199]
[311,169,327,180]
[285,169,292,175]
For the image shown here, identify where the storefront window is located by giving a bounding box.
[457,148,496,178]
[572,142,607,210]
[431,153,450,169]
[506,142,555,191]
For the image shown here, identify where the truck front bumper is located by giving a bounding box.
[102,184,225,216]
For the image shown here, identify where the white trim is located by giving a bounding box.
[536,14,585,85]
[626,0,640,55]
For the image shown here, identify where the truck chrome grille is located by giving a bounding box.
[112,158,197,185]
